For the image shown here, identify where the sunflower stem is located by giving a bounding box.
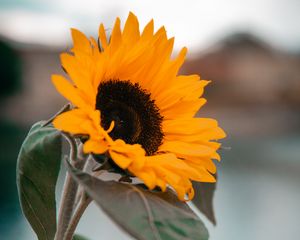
[62,133,78,161]
[64,193,92,240]
[55,169,78,240]
[55,134,85,240]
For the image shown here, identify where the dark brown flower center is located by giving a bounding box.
[95,80,163,155]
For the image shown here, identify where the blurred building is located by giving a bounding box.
[182,33,300,108]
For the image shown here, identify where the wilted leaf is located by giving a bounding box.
[67,161,209,240]
[17,121,62,240]
[192,178,217,225]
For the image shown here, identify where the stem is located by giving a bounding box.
[62,133,78,161]
[55,133,85,240]
[74,155,94,206]
[42,103,71,127]
[55,171,78,240]
[64,195,92,240]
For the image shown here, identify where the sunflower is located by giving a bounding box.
[52,12,226,201]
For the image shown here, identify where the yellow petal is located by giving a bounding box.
[141,19,154,39]
[163,118,218,135]
[159,140,215,157]
[112,139,146,156]
[60,53,96,101]
[51,75,89,108]
[212,152,221,161]
[185,162,216,182]
[184,156,217,175]
[156,178,167,191]
[83,139,108,154]
[71,28,92,55]
[99,23,108,50]
[109,150,132,169]
[89,36,98,50]
[154,167,182,185]
[133,170,156,190]
[109,18,122,54]
[184,157,217,174]
[53,109,92,134]
[198,127,227,140]
[153,47,187,94]
[123,12,140,44]
[161,98,207,119]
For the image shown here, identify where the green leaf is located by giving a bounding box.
[17,121,62,240]
[73,234,90,240]
[192,177,217,225]
[67,161,209,240]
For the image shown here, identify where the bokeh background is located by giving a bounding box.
[1,0,300,239]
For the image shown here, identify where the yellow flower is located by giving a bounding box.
[52,12,226,201]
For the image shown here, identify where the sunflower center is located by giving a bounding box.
[96,80,164,155]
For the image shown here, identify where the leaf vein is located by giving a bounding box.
[21,183,49,240]
[21,173,51,211]
[129,185,162,240]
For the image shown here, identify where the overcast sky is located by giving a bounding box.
[0,0,300,53]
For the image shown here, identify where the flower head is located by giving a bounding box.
[52,12,226,201]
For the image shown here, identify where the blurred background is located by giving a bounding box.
[0,0,299,239]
